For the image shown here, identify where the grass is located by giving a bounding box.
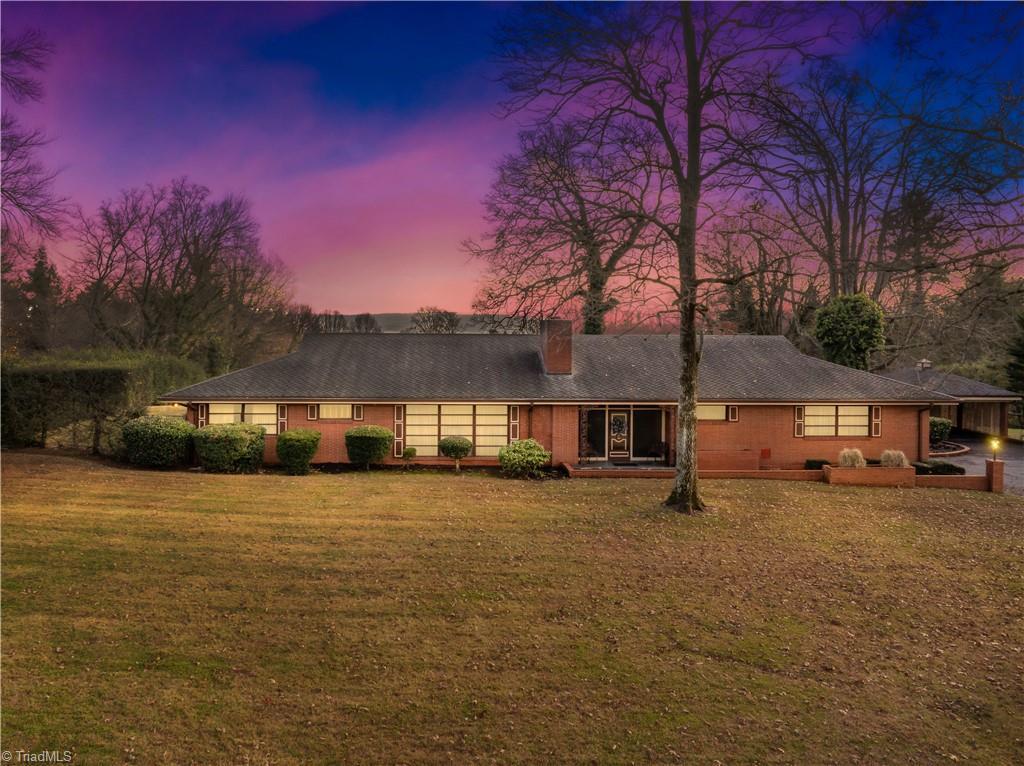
[3,451,1023,764]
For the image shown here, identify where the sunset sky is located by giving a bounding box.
[2,2,517,312]
[2,2,1017,313]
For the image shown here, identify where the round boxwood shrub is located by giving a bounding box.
[193,422,265,473]
[344,425,394,469]
[401,446,417,469]
[498,438,551,479]
[122,415,195,468]
[276,428,321,475]
[439,435,473,472]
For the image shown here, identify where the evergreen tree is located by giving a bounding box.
[1006,312,1024,395]
[813,293,886,370]
[21,246,62,351]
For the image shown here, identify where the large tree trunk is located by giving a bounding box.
[665,279,706,513]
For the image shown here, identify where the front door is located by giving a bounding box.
[609,411,630,458]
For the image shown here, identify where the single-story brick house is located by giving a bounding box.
[160,320,954,470]
[881,360,1020,438]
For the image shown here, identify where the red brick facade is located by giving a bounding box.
[186,401,929,469]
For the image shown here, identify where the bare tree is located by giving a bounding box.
[468,119,664,334]
[350,313,381,333]
[496,3,836,511]
[73,179,292,363]
[1,29,66,258]
[407,306,461,334]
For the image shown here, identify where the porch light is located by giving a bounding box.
[989,437,1001,460]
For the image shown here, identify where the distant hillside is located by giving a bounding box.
[341,313,493,333]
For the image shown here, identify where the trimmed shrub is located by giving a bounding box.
[929,417,953,444]
[401,446,417,469]
[439,436,473,472]
[345,425,394,469]
[498,438,551,479]
[913,459,966,476]
[276,428,321,475]
[194,423,265,473]
[838,448,866,468]
[880,449,909,468]
[804,459,831,470]
[122,415,195,468]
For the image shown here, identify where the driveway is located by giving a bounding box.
[944,433,1024,495]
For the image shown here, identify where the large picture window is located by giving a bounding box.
[207,403,279,434]
[244,403,279,435]
[801,405,869,437]
[403,403,511,457]
[696,404,727,421]
[319,404,353,420]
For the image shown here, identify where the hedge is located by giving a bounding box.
[438,435,473,472]
[344,425,394,469]
[912,459,966,476]
[193,423,265,473]
[276,429,321,475]
[929,417,953,444]
[498,438,551,478]
[122,415,195,468]
[0,350,203,454]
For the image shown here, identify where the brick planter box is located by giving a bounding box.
[823,464,916,488]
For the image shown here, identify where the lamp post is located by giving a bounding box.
[989,437,1002,461]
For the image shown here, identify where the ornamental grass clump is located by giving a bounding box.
[193,423,265,473]
[498,438,551,479]
[276,429,321,475]
[880,449,909,468]
[838,448,866,468]
[344,425,394,469]
[122,415,195,469]
[439,436,473,472]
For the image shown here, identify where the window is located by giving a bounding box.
[197,403,208,428]
[393,405,404,457]
[307,404,318,421]
[696,404,727,421]
[209,403,242,425]
[244,403,278,435]
[278,404,288,434]
[353,404,364,421]
[475,404,509,456]
[319,404,353,419]
[402,403,513,457]
[727,405,739,422]
[406,404,440,456]
[798,405,870,437]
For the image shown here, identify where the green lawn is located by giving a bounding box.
[3,451,1023,764]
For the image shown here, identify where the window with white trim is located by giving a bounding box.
[319,404,353,419]
[799,405,870,437]
[696,404,727,421]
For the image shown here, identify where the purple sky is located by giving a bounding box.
[2,2,519,312]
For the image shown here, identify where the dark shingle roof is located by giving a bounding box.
[162,333,951,403]
[881,367,1020,400]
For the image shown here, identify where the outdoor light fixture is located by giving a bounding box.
[989,437,1002,461]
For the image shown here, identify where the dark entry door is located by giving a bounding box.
[609,411,629,457]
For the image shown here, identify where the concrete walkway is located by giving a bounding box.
[944,434,1024,495]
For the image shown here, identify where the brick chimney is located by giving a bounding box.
[540,319,573,374]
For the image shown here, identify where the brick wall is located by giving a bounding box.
[693,404,926,469]
[188,401,927,469]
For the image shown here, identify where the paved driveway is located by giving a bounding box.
[944,433,1024,495]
